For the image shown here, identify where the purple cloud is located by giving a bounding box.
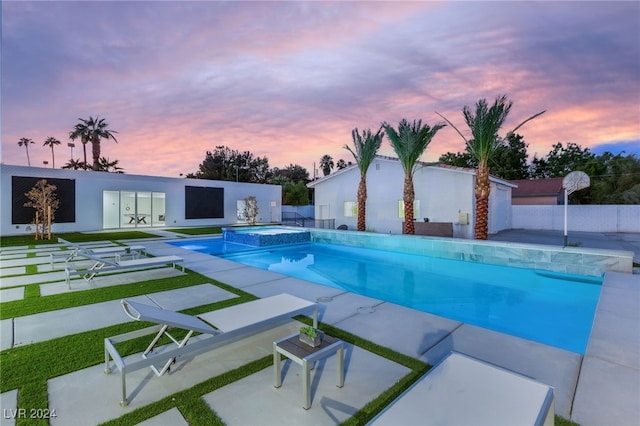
[2,1,638,177]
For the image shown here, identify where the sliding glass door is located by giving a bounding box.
[102,191,166,229]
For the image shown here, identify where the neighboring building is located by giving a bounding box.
[307,156,516,239]
[0,164,282,236]
[511,178,563,205]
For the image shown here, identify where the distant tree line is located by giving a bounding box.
[188,146,311,205]
[439,140,640,204]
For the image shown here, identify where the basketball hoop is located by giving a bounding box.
[562,171,590,246]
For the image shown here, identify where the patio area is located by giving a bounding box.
[0,230,638,425]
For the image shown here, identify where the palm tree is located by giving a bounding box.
[62,159,88,170]
[344,128,384,231]
[437,95,545,239]
[336,159,350,170]
[69,123,89,165]
[69,116,118,171]
[319,155,334,176]
[43,136,61,168]
[382,119,445,235]
[17,137,34,166]
[98,157,124,173]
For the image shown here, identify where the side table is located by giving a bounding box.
[273,333,344,409]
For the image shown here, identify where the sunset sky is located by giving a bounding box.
[2,1,639,178]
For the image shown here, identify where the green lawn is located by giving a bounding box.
[0,231,159,248]
[164,226,223,235]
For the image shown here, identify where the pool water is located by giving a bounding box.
[173,239,602,353]
[171,238,253,255]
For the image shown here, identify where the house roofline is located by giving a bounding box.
[307,155,517,188]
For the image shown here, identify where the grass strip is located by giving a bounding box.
[164,227,223,235]
[1,273,208,319]
[99,356,273,426]
[1,231,159,248]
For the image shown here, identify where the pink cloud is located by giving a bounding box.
[2,1,638,178]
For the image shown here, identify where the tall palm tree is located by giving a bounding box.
[43,136,61,168]
[319,154,334,176]
[344,127,384,231]
[437,95,545,239]
[69,116,118,171]
[69,123,89,165]
[17,137,34,166]
[382,119,445,235]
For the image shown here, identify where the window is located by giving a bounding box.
[343,201,358,217]
[398,200,420,218]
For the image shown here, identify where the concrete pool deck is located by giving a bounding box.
[0,231,638,425]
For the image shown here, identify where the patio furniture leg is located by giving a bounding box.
[303,358,311,409]
[120,367,127,407]
[273,342,282,388]
[337,345,344,388]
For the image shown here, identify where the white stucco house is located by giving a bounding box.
[0,164,282,236]
[307,156,516,239]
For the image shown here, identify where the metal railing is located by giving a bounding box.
[280,212,335,229]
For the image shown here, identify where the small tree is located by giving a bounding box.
[24,179,59,240]
[243,196,259,225]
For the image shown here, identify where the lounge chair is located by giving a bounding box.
[104,293,318,406]
[64,252,184,289]
[368,352,555,426]
[51,238,145,267]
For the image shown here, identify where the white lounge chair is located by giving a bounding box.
[64,252,184,288]
[104,293,318,406]
[368,352,555,426]
[51,238,146,267]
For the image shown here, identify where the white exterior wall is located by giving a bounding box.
[1,165,281,236]
[310,158,511,238]
[313,164,364,230]
[512,205,640,232]
[419,166,475,238]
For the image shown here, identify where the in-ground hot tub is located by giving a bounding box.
[222,226,310,247]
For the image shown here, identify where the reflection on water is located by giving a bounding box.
[222,242,601,354]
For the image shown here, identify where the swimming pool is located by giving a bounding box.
[173,238,602,353]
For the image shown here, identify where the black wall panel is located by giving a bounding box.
[185,186,224,219]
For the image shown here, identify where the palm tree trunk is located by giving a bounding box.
[51,146,55,168]
[357,175,367,231]
[82,142,88,168]
[92,138,101,171]
[474,161,491,240]
[403,174,415,234]
[26,146,31,166]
